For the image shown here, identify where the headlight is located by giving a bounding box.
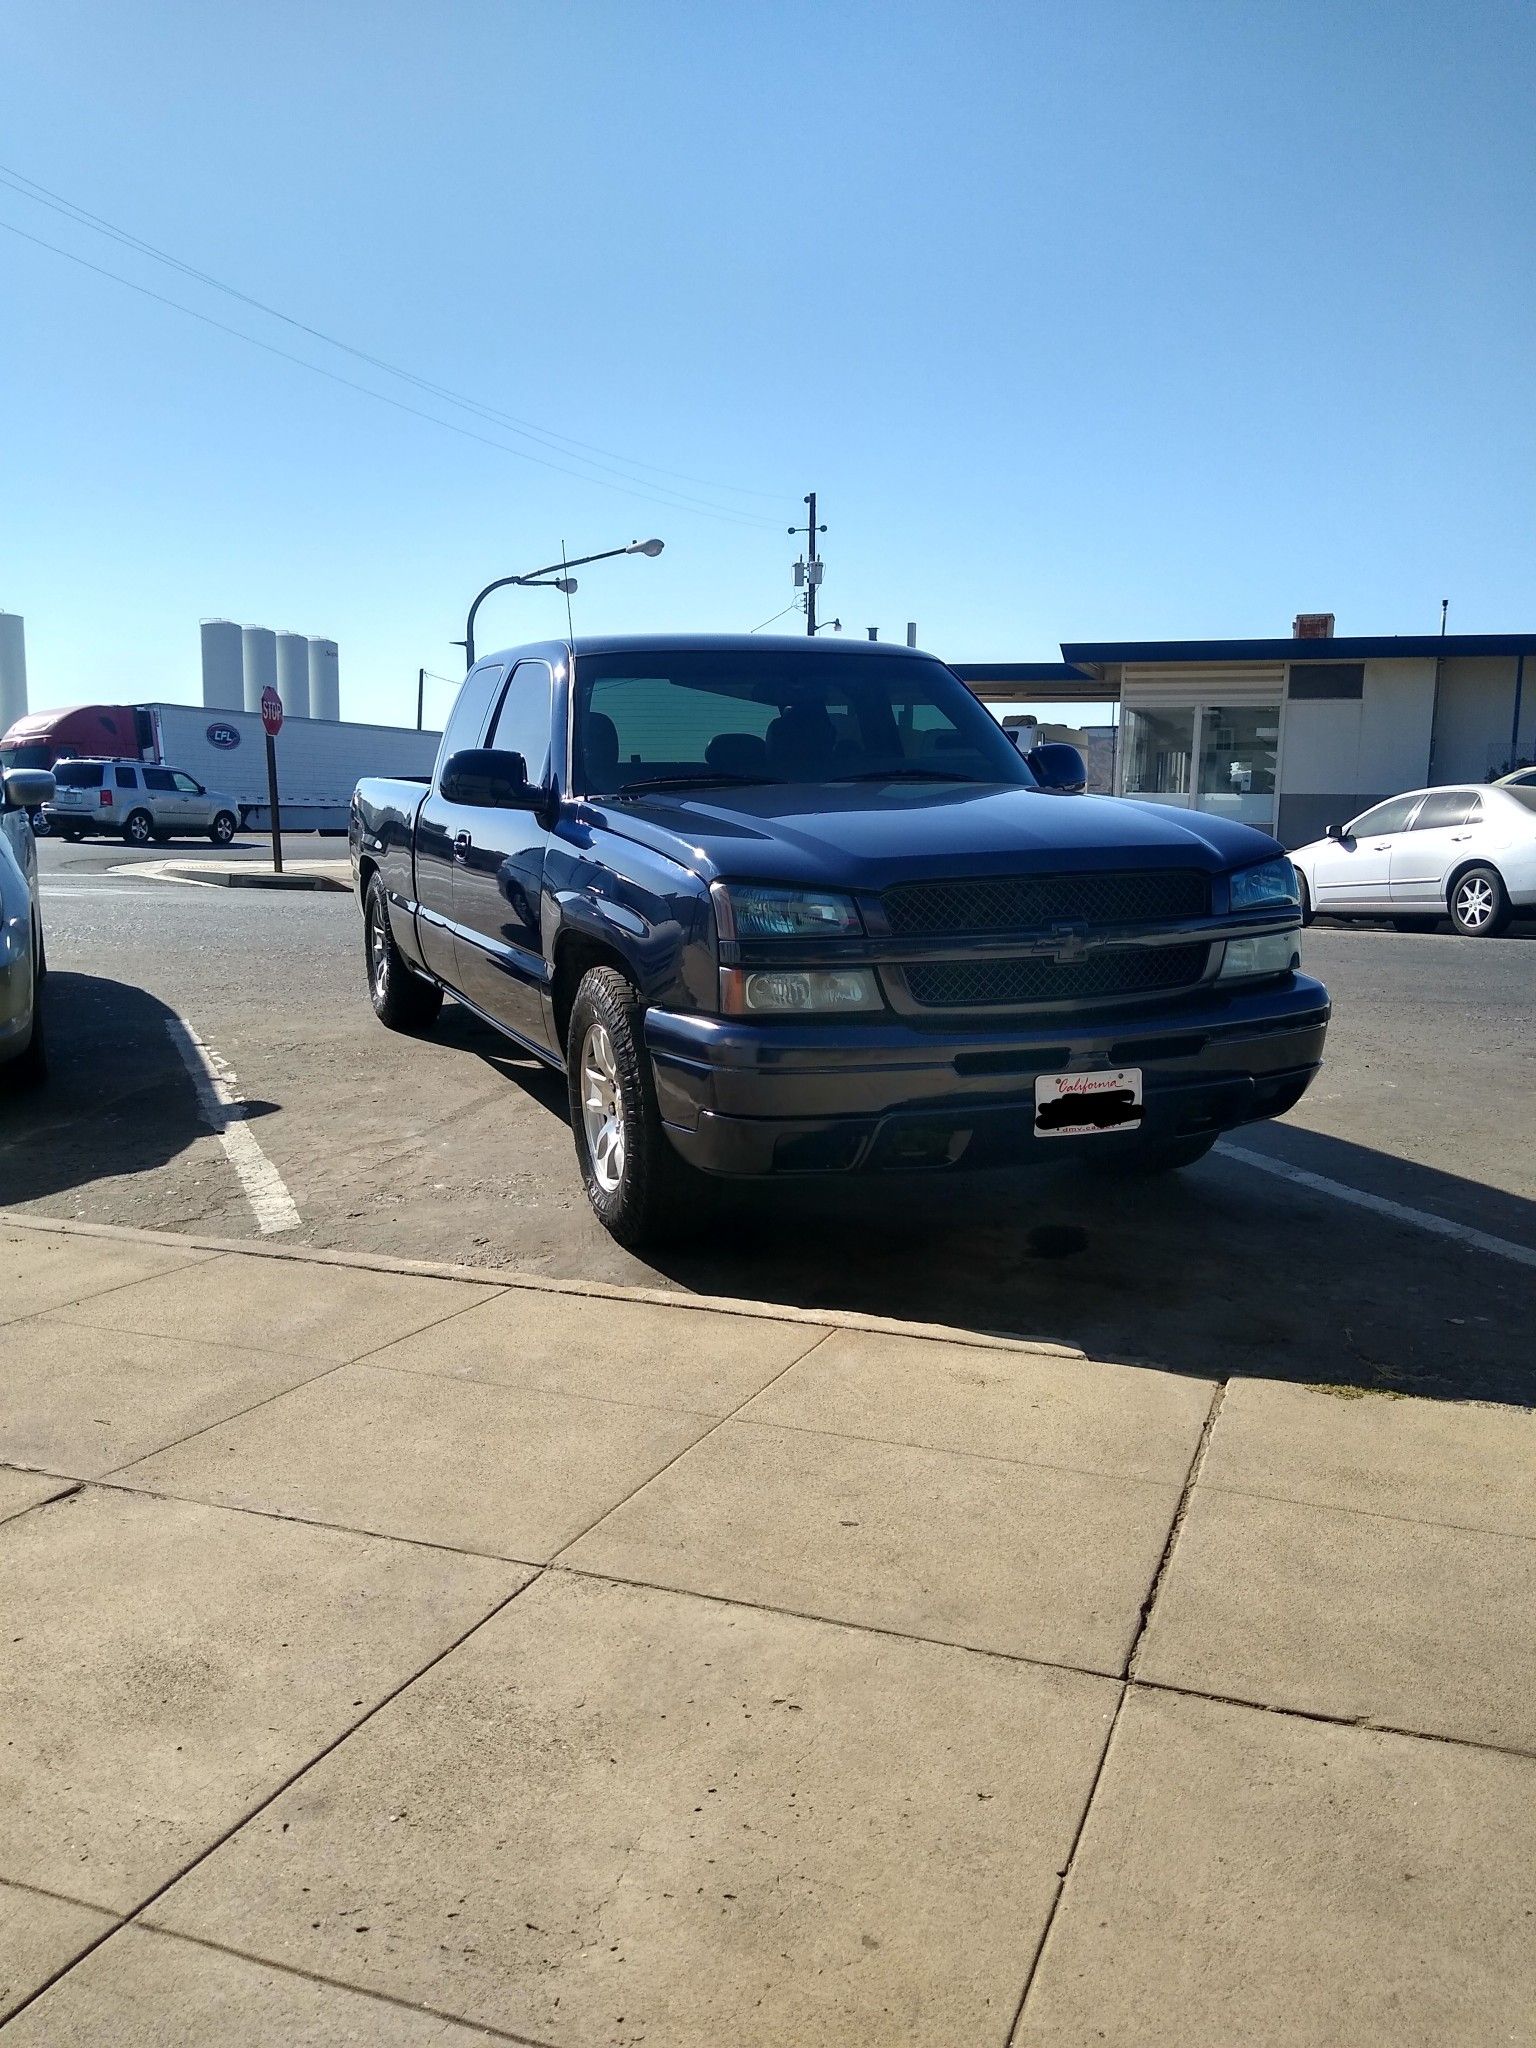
[1219,929,1302,981]
[1229,857,1300,911]
[721,966,882,1014]
[712,882,862,940]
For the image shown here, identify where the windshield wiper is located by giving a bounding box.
[835,767,985,783]
[611,772,777,797]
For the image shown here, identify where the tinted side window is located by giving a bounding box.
[143,767,177,792]
[1350,795,1419,836]
[114,765,137,789]
[172,772,200,794]
[436,663,507,774]
[486,662,555,781]
[1411,790,1476,830]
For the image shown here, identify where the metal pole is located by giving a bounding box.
[805,492,818,638]
[264,730,284,875]
[1511,652,1526,769]
[417,667,425,730]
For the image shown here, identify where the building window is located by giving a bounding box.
[1288,662,1364,700]
[1122,707,1195,801]
[1197,704,1279,828]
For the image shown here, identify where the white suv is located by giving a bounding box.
[45,759,241,847]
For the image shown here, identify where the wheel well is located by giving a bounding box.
[357,854,378,896]
[552,932,635,1052]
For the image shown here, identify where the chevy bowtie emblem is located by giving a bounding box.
[1048,921,1092,962]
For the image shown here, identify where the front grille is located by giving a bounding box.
[882,870,1209,936]
[903,944,1210,1008]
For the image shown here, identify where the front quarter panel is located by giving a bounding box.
[546,811,714,1013]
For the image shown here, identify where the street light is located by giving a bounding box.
[462,539,665,668]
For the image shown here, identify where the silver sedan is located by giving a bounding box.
[1291,783,1536,936]
[1,767,52,1085]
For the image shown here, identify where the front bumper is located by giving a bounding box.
[646,973,1330,1176]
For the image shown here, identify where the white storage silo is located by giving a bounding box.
[0,613,27,732]
[241,625,277,716]
[276,631,311,719]
[200,619,244,711]
[307,637,339,721]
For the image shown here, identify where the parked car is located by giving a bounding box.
[1291,783,1536,935]
[352,635,1328,1245]
[43,759,241,846]
[1495,765,1536,789]
[1,765,53,1086]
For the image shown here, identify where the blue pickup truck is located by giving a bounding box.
[351,635,1328,1245]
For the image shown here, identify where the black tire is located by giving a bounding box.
[151,831,171,845]
[4,930,47,1090]
[364,873,442,1031]
[1297,872,1315,928]
[1447,864,1511,938]
[28,808,49,837]
[1089,1133,1217,1177]
[566,965,700,1247]
[122,809,153,848]
[210,811,237,846]
[1390,915,1439,933]
[60,828,83,843]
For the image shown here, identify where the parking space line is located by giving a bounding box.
[165,1017,301,1236]
[1222,1143,1536,1271]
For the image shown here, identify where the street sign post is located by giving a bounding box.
[260,688,284,873]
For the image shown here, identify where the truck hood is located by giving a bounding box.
[590,782,1281,889]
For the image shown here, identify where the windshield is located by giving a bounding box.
[571,650,1033,796]
[51,761,105,788]
[0,744,52,771]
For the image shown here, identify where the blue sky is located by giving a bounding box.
[3,0,1533,731]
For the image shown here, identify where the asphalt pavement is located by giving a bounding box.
[7,834,1534,1405]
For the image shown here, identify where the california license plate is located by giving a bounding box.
[1035,1068,1143,1137]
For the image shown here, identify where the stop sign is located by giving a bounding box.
[260,687,283,737]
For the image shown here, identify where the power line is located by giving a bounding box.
[0,161,782,512]
[0,216,773,529]
[749,601,800,633]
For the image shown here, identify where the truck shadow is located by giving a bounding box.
[0,971,279,1207]
[646,1129,1536,1409]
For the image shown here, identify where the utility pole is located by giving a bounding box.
[788,493,827,636]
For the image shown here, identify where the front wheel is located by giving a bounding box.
[364,874,442,1030]
[1448,865,1510,937]
[60,828,84,843]
[1297,872,1315,928]
[567,966,699,1247]
[210,811,237,846]
[2,933,47,1090]
[122,809,153,848]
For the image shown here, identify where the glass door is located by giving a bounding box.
[1121,706,1195,806]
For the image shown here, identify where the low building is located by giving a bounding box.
[957,624,1534,846]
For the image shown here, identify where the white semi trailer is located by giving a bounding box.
[1,699,442,833]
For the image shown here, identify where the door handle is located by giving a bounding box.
[1450,833,1472,842]
[1372,842,1391,850]
[453,830,471,862]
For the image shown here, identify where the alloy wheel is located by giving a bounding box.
[1455,876,1494,930]
[580,1021,626,1193]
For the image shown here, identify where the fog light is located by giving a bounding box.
[1219,929,1301,980]
[721,966,882,1013]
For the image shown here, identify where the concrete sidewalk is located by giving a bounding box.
[1,1215,1532,2045]
[109,857,352,891]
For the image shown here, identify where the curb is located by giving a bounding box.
[0,1210,1089,1361]
[189,869,349,892]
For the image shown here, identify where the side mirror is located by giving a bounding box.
[1325,822,1345,842]
[2,768,56,814]
[1026,742,1088,794]
[439,748,542,810]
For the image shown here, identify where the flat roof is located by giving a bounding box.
[1062,633,1536,666]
